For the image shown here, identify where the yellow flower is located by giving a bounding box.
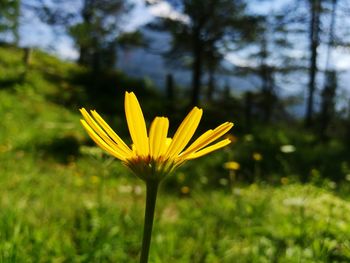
[223,161,240,170]
[180,186,190,194]
[90,175,100,184]
[280,177,289,185]
[252,152,262,161]
[80,92,233,181]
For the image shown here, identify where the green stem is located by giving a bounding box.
[140,180,159,263]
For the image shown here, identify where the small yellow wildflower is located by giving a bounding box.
[90,175,100,184]
[223,161,240,170]
[180,186,190,194]
[280,177,289,185]
[80,91,233,181]
[252,152,263,161]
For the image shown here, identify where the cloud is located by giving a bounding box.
[55,38,79,60]
[148,1,189,23]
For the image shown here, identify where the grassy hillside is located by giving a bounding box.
[1,46,350,262]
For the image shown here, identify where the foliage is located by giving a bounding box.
[231,125,350,184]
[24,0,134,71]
[69,0,132,70]
[147,0,260,105]
[2,151,350,262]
[0,0,20,43]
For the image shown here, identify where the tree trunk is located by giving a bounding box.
[12,0,20,45]
[206,66,215,102]
[92,49,100,74]
[191,28,202,106]
[78,46,88,65]
[245,92,253,132]
[260,64,274,123]
[23,47,32,66]
[319,0,337,138]
[319,70,337,139]
[305,0,321,127]
[78,0,93,66]
[166,73,175,112]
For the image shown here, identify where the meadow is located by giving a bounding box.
[1,46,350,262]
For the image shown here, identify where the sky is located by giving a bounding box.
[19,0,182,60]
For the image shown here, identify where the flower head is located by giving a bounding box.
[252,152,263,161]
[223,161,240,171]
[80,92,233,181]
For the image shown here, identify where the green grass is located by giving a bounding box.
[1,46,350,262]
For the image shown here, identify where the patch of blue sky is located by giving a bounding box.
[19,0,152,60]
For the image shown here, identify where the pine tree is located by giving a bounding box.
[25,0,133,71]
[147,0,259,106]
[236,14,296,123]
[0,0,20,44]
[276,0,350,127]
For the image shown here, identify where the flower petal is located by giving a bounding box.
[165,107,202,159]
[184,139,231,160]
[180,122,233,158]
[80,120,126,160]
[149,117,169,159]
[90,110,133,157]
[125,92,149,156]
[80,108,129,156]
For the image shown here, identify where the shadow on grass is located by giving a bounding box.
[0,75,26,90]
[38,135,81,164]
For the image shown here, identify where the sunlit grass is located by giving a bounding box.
[1,45,350,262]
[1,151,350,262]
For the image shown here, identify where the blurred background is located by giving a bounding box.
[2,0,350,262]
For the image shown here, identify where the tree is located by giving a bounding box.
[319,0,338,137]
[204,43,222,102]
[276,0,350,126]
[319,70,337,137]
[305,0,322,127]
[147,0,259,106]
[235,13,297,123]
[271,0,322,126]
[0,0,20,44]
[69,0,132,72]
[26,0,133,71]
